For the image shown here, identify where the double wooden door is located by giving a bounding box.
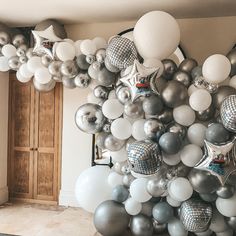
[8,73,62,203]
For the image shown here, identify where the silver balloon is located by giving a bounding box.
[130,214,153,236]
[152,202,174,224]
[144,119,164,140]
[92,61,102,71]
[213,86,236,108]
[180,199,213,233]
[93,85,109,99]
[173,71,192,87]
[33,79,56,92]
[141,202,155,217]
[153,219,167,234]
[86,54,96,64]
[162,59,177,80]
[104,134,125,151]
[123,174,135,187]
[116,86,131,104]
[48,61,62,77]
[166,122,187,140]
[8,56,21,70]
[0,31,10,46]
[96,48,106,63]
[227,48,236,77]
[150,76,167,94]
[98,67,116,86]
[19,55,27,64]
[76,54,90,70]
[12,34,27,48]
[17,43,28,52]
[75,103,106,134]
[16,47,26,57]
[96,132,109,149]
[191,66,202,79]
[179,58,198,73]
[26,48,35,59]
[194,76,218,93]
[142,95,163,115]
[62,77,76,89]
[226,216,236,231]
[112,185,129,203]
[60,60,78,78]
[74,72,91,88]
[216,185,235,199]
[41,54,52,67]
[124,101,144,119]
[157,108,173,124]
[147,178,168,197]
[196,103,215,121]
[199,193,217,202]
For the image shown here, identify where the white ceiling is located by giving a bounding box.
[1,0,236,27]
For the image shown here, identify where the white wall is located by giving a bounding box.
[59,16,236,207]
[0,72,9,204]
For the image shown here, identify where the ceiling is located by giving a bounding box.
[1,0,236,27]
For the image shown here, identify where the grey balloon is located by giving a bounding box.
[8,56,21,70]
[213,86,236,108]
[75,103,106,134]
[98,67,116,86]
[93,200,130,236]
[112,185,129,203]
[41,54,52,67]
[173,71,192,87]
[104,57,120,73]
[62,77,76,89]
[141,202,155,217]
[188,169,221,194]
[196,103,215,121]
[153,219,167,234]
[144,119,164,140]
[161,80,188,108]
[96,48,106,63]
[0,31,10,46]
[166,122,187,140]
[94,85,109,99]
[142,95,163,115]
[159,132,182,154]
[157,108,173,124]
[147,178,167,197]
[152,202,174,224]
[124,101,143,119]
[116,86,131,104]
[60,60,78,78]
[199,192,218,202]
[76,54,90,70]
[12,34,27,48]
[226,216,236,231]
[130,214,153,236]
[33,79,56,92]
[96,132,109,149]
[123,174,135,187]
[227,48,236,77]
[179,58,198,74]
[162,59,177,80]
[104,134,125,151]
[216,185,235,199]
[48,61,62,77]
[150,76,167,94]
[74,72,91,88]
[191,66,202,79]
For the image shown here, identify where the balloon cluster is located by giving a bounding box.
[74,11,236,236]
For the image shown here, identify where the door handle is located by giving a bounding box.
[34,148,38,151]
[30,148,34,151]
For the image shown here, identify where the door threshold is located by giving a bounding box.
[10,198,58,206]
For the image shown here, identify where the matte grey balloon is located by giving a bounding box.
[213,86,236,108]
[216,185,235,199]
[123,174,135,187]
[188,169,221,194]
[41,54,52,67]
[162,59,177,80]
[153,219,167,234]
[152,202,174,224]
[75,103,106,134]
[226,216,236,231]
[8,56,21,70]
[179,58,198,74]
[142,95,163,115]
[48,61,62,77]
[76,54,90,70]
[112,185,129,203]
[33,79,56,92]
[144,119,164,140]
[159,132,182,154]
[74,72,91,88]
[116,86,131,104]
[124,101,143,119]
[104,134,125,151]
[157,108,173,124]
[130,214,153,236]
[62,77,76,89]
[161,80,188,108]
[0,31,10,46]
[96,48,106,63]
[196,103,215,121]
[86,54,96,64]
[98,67,116,86]
[191,66,202,79]
[60,60,78,78]
[94,200,130,236]
[12,34,27,48]
[227,48,236,77]
[94,85,109,99]
[173,71,192,87]
[147,178,167,197]
[104,57,120,73]
[199,193,218,202]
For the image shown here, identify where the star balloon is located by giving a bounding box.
[32,25,62,59]
[120,60,160,101]
[194,137,236,185]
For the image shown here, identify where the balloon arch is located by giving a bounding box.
[1,11,236,236]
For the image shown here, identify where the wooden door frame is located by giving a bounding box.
[7,72,63,205]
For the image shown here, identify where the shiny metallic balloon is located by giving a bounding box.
[153,219,167,234]
[130,214,153,236]
[123,174,135,187]
[216,185,235,199]
[179,58,198,73]
[188,169,221,194]
[144,119,165,140]
[94,85,109,99]
[12,34,27,48]
[41,54,52,67]
[199,193,218,202]
[33,79,56,92]
[180,199,213,233]
[76,54,90,70]
[112,185,129,203]
[19,55,27,64]
[191,66,202,79]
[96,132,109,149]
[96,48,106,63]
[86,54,96,64]
[0,31,10,45]
[104,134,125,151]
[150,75,167,94]
[142,95,163,115]
[166,122,187,140]
[226,216,236,231]
[152,202,174,224]
[173,71,192,87]
[48,61,62,77]
[26,48,35,59]
[124,101,144,119]
[157,108,173,124]
[213,86,236,108]
[8,56,21,70]
[162,59,177,80]
[16,47,26,57]
[227,48,236,77]
[161,80,188,108]
[147,178,168,197]
[60,60,78,78]
[62,77,76,89]
[116,86,131,104]
[74,72,91,88]
[98,67,116,86]
[167,162,191,179]
[75,103,106,134]
[193,76,218,93]
[196,103,215,121]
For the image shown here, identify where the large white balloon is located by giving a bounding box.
[16,70,31,83]
[173,105,196,126]
[92,37,107,50]
[19,63,33,79]
[2,44,17,58]
[27,56,43,73]
[56,42,76,61]
[133,11,180,60]
[80,39,97,55]
[187,123,207,147]
[102,99,124,119]
[109,147,128,163]
[34,67,52,84]
[0,56,10,71]
[125,198,142,215]
[132,119,147,141]
[163,152,181,166]
[216,192,236,217]
[111,118,132,140]
[108,172,123,187]
[202,54,231,84]
[168,218,188,236]
[189,89,212,111]
[75,166,112,213]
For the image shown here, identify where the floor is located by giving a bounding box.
[0,202,99,236]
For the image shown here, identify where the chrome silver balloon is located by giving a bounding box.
[98,67,116,86]
[130,214,153,236]
[112,185,129,203]
[124,101,143,119]
[96,48,106,63]
[116,86,131,104]
[123,174,135,187]
[142,95,163,115]
[48,61,62,77]
[86,54,96,64]
[179,58,198,74]
[41,54,52,67]
[0,31,10,46]
[93,85,109,99]
[147,178,168,197]
[8,56,21,70]
[166,122,187,140]
[114,161,127,175]
[162,59,177,80]
[213,86,236,108]
[74,72,91,88]
[226,216,236,231]
[75,103,106,134]
[173,71,191,87]
[60,60,78,78]
[104,134,125,151]
[227,48,236,77]
[216,185,235,199]
[96,132,109,149]
[144,119,165,140]
[76,54,90,70]
[62,77,76,89]
[12,34,27,48]
[153,219,167,234]
[33,79,56,92]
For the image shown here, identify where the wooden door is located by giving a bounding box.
[8,73,62,203]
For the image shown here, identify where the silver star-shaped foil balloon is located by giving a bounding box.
[194,137,236,185]
[32,25,62,59]
[120,60,160,101]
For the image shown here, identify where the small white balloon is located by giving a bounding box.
[88,64,98,79]
[80,39,97,55]
[109,147,128,163]
[163,152,181,166]
[74,40,83,56]
[2,44,17,58]
[108,172,123,187]
[189,89,212,111]
[166,195,181,207]
[188,84,199,96]
[27,56,43,73]
[102,99,124,119]
[216,192,236,217]
[34,67,52,84]
[229,75,236,89]
[19,63,33,79]
[187,123,207,147]
[125,198,142,216]
[93,37,107,50]
[0,56,10,71]
[111,118,132,140]
[173,105,196,126]
[16,70,31,83]
[132,119,147,141]
[56,42,76,61]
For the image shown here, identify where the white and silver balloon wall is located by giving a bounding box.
[1,11,236,236]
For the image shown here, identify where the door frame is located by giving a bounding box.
[7,72,63,205]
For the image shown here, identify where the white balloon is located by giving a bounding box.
[88,65,98,79]
[27,56,43,73]
[19,63,33,79]
[34,67,52,84]
[56,42,76,61]
[0,56,10,71]
[2,44,17,58]
[180,144,203,167]
[166,195,181,207]
[87,92,103,105]
[130,178,152,203]
[229,75,236,89]
[109,147,128,162]
[16,70,31,83]
[132,119,147,141]
[75,166,112,213]
[80,39,97,55]
[143,58,164,76]
[188,84,199,96]
[163,152,181,166]
[187,123,207,147]
[93,37,107,50]
[74,40,83,56]
[189,89,212,111]
[173,105,196,126]
[168,218,188,236]
[202,54,231,84]
[125,198,142,215]
[102,99,124,119]
[108,90,117,99]
[133,11,180,60]
[168,177,193,202]
[107,172,123,187]
[216,192,236,217]
[111,118,132,140]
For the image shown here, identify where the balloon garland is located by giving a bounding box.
[0,10,236,236]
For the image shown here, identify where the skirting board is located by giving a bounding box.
[0,186,8,205]
[59,190,79,207]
